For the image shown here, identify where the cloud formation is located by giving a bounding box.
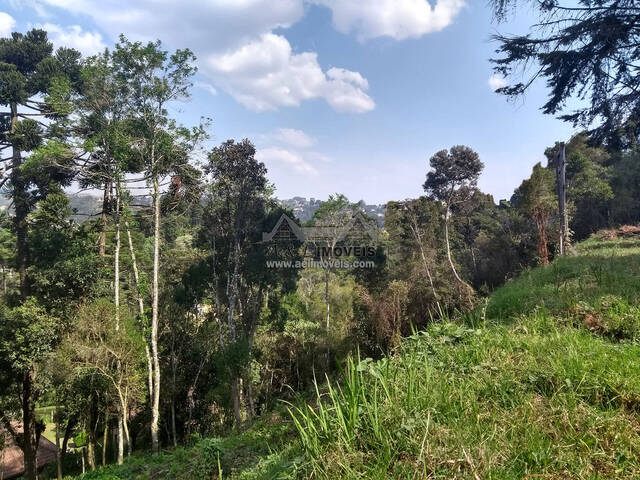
[20,1,463,113]
[488,73,507,91]
[314,0,466,40]
[38,23,106,56]
[195,81,218,97]
[207,33,375,112]
[272,128,316,149]
[0,12,15,38]
[256,147,318,175]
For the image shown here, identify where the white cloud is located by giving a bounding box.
[34,0,304,52]
[207,33,375,113]
[488,73,507,91]
[272,128,316,148]
[256,147,318,175]
[195,81,218,96]
[0,12,16,37]
[314,0,466,41]
[38,23,106,55]
[324,67,375,113]
[28,0,376,114]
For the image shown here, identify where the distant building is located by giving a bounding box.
[0,422,58,479]
[278,197,386,227]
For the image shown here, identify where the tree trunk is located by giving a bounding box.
[409,218,442,318]
[60,416,75,466]
[22,369,38,480]
[125,220,154,401]
[170,349,178,448]
[226,242,243,428]
[150,175,161,454]
[10,102,29,300]
[98,182,111,257]
[444,204,464,286]
[122,409,131,457]
[55,407,62,480]
[555,143,568,255]
[102,412,108,467]
[444,203,474,304]
[117,417,123,465]
[114,186,121,331]
[170,402,177,448]
[536,216,550,266]
[86,432,96,471]
[113,186,127,463]
[324,267,330,369]
[231,378,242,428]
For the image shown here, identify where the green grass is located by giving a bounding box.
[70,420,302,480]
[289,235,640,479]
[35,405,59,445]
[72,235,640,479]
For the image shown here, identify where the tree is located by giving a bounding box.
[308,194,359,350]
[67,299,146,465]
[0,213,14,294]
[0,191,98,480]
[203,139,271,428]
[546,135,613,240]
[512,163,557,266]
[384,198,442,317]
[111,35,202,453]
[0,30,81,476]
[0,30,80,299]
[491,0,640,147]
[423,146,483,293]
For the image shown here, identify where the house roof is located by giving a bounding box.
[1,422,58,479]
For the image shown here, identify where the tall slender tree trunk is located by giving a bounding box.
[12,100,38,480]
[409,218,442,318]
[170,402,177,448]
[86,433,96,471]
[56,406,62,480]
[98,182,111,257]
[60,417,75,466]
[444,203,474,305]
[444,204,463,286]
[117,417,123,465]
[150,175,161,454]
[22,370,38,480]
[121,401,131,457]
[324,267,330,368]
[11,102,29,300]
[113,185,126,462]
[114,187,121,330]
[125,220,154,400]
[227,243,242,428]
[102,411,108,466]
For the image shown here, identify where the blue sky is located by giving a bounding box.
[1,0,576,204]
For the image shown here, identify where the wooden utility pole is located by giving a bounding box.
[555,143,570,255]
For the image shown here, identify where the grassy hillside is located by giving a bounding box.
[71,233,640,479]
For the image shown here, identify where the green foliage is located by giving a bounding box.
[423,145,484,202]
[491,1,640,146]
[0,298,58,372]
[288,237,640,479]
[72,421,301,480]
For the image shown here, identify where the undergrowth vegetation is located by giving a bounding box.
[73,235,640,479]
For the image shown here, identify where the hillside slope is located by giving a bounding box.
[73,234,640,480]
